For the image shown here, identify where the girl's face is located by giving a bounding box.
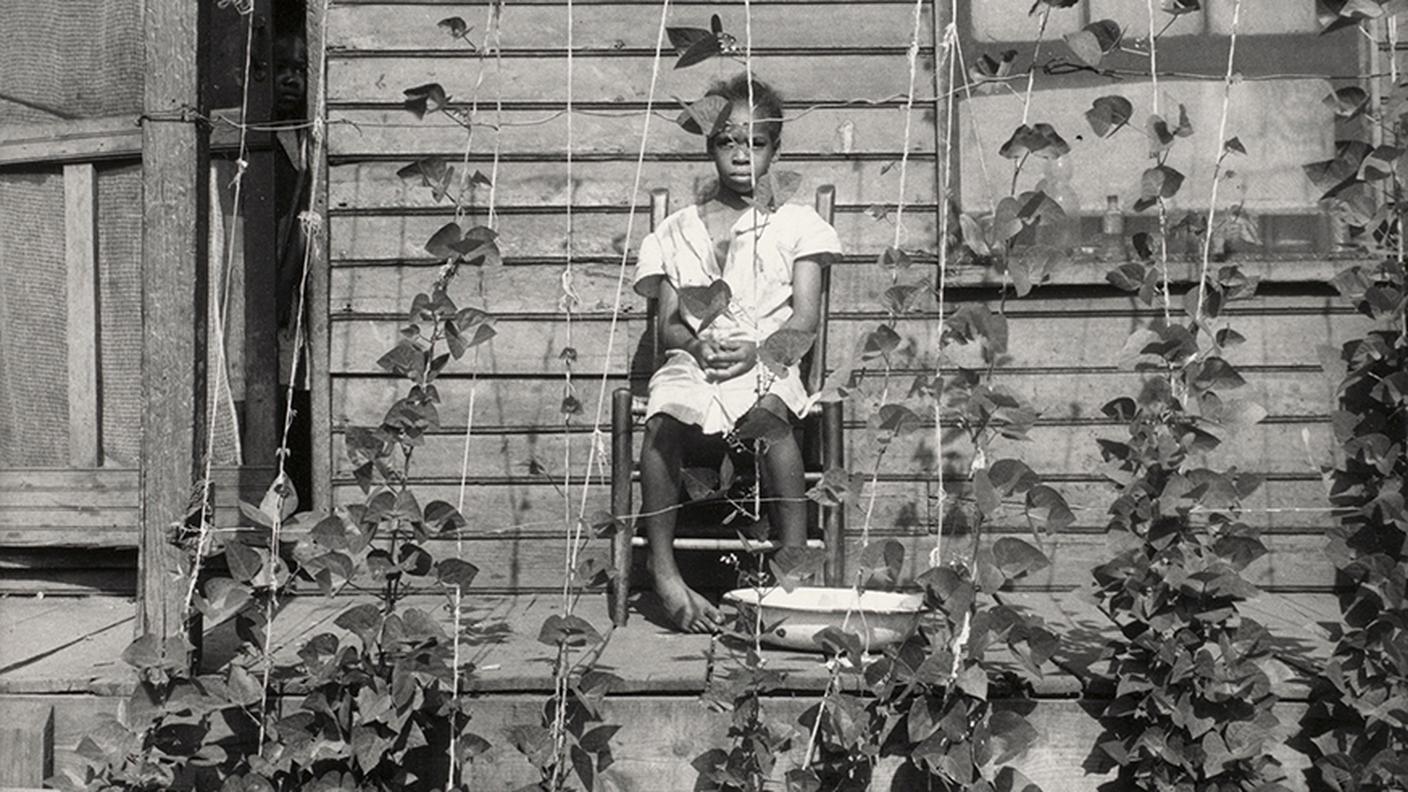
[709,101,778,196]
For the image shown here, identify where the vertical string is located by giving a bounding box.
[891,0,927,255]
[448,9,503,787]
[1020,8,1051,126]
[560,0,578,614]
[931,1,958,570]
[1195,0,1240,321]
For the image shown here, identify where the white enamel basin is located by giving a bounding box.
[722,586,925,652]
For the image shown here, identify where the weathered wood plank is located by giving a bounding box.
[310,0,336,512]
[0,570,135,595]
[328,208,937,260]
[327,53,935,105]
[0,116,142,167]
[327,2,934,51]
[139,0,209,643]
[0,702,53,787]
[64,164,101,467]
[328,106,938,157]
[329,159,936,211]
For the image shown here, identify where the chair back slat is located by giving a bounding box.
[646,188,671,366]
[803,184,835,396]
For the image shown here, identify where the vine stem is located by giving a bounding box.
[185,5,257,620]
[1146,0,1177,399]
[1020,7,1052,126]
[1195,0,1241,324]
[892,0,927,252]
[931,4,957,571]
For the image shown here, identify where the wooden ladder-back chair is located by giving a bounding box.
[609,185,846,626]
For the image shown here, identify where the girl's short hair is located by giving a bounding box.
[704,74,784,145]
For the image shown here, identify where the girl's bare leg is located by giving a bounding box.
[641,414,723,632]
[757,394,807,550]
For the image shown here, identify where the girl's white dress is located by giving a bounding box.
[632,202,842,435]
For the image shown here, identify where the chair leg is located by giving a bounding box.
[821,401,845,586]
[610,388,635,626]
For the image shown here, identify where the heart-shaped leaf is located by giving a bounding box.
[860,324,901,360]
[1025,485,1074,533]
[878,246,914,272]
[999,123,1071,160]
[875,403,923,436]
[425,222,464,259]
[678,279,731,331]
[675,35,723,69]
[1324,86,1370,119]
[1063,20,1121,67]
[403,83,448,118]
[1085,95,1134,137]
[537,614,603,648]
[675,95,731,136]
[1135,165,1185,211]
[666,26,711,53]
[992,537,1050,580]
[436,558,480,588]
[758,328,815,376]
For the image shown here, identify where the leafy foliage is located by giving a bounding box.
[1302,261,1408,791]
[1090,246,1287,791]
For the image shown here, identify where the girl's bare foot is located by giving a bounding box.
[655,576,723,633]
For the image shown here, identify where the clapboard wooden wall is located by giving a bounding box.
[323,0,1354,596]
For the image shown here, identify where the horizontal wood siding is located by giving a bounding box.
[324,2,1346,597]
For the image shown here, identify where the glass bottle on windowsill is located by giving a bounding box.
[1099,194,1128,262]
[1036,156,1081,251]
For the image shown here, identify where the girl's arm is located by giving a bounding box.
[780,254,826,336]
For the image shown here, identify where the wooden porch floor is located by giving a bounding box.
[0,589,1338,697]
[0,590,1343,790]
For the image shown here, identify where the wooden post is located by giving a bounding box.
[64,164,101,467]
[0,702,54,787]
[138,0,209,644]
[308,0,333,511]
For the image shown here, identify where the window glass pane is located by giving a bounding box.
[1209,0,1318,35]
[970,3,1082,42]
[958,78,1334,217]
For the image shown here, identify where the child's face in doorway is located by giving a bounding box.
[708,101,778,197]
[274,35,308,120]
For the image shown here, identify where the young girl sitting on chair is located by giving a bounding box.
[631,74,842,633]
